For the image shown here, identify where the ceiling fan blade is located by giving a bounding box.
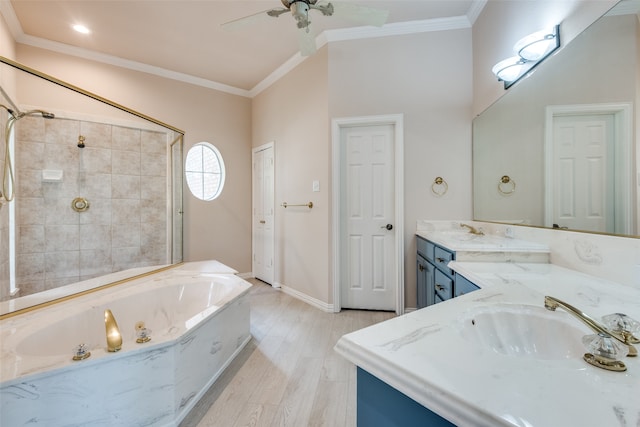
[328,1,389,27]
[221,7,288,32]
[298,28,317,56]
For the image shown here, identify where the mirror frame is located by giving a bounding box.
[0,56,185,319]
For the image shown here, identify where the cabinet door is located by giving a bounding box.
[417,255,435,308]
[454,274,480,297]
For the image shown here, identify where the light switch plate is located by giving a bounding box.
[312,180,320,192]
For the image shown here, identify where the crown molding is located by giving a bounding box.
[1,0,487,99]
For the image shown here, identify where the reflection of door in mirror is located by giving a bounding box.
[550,114,614,232]
[544,103,633,235]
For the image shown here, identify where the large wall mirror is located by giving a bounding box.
[473,0,639,237]
[0,57,184,317]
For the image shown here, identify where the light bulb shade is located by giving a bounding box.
[492,56,531,82]
[514,26,559,61]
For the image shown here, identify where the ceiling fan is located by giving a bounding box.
[221,0,389,56]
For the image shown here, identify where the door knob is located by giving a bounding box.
[381,224,393,230]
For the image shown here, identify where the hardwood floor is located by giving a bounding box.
[180,279,395,427]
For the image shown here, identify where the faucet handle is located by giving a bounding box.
[602,313,640,344]
[582,332,629,360]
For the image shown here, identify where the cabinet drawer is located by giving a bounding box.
[434,246,454,276]
[416,237,434,261]
[455,274,480,297]
[434,269,453,301]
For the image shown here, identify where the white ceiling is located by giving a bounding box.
[2,0,484,96]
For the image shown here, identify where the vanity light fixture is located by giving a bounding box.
[493,24,560,89]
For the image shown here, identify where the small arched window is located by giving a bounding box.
[185,142,225,201]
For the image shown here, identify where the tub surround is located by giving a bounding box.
[0,260,250,427]
[336,261,640,426]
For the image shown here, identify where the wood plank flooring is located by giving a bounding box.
[180,279,395,427]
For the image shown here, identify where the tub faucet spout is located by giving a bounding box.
[544,296,637,357]
[104,309,122,352]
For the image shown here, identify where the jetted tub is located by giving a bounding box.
[0,260,252,427]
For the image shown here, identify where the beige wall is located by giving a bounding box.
[10,44,253,273]
[252,29,473,308]
[252,47,331,303]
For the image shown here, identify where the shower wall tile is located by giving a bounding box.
[80,121,112,149]
[45,198,79,225]
[16,198,45,225]
[112,199,141,224]
[16,253,44,279]
[112,246,142,270]
[16,141,44,170]
[112,223,141,248]
[141,130,167,155]
[141,199,166,224]
[141,244,167,264]
[45,250,80,279]
[141,153,167,177]
[17,225,45,254]
[141,222,166,247]
[141,176,166,201]
[80,249,113,278]
[82,147,112,174]
[112,126,141,151]
[16,169,43,198]
[112,150,141,175]
[43,170,79,198]
[79,198,111,225]
[45,118,80,145]
[44,276,79,291]
[18,279,45,297]
[45,225,79,252]
[112,174,140,199]
[44,142,79,172]
[79,224,111,250]
[16,116,46,142]
[84,173,112,199]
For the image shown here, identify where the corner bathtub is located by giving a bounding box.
[0,261,252,427]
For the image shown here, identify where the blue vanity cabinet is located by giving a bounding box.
[455,273,480,297]
[357,367,456,427]
[417,235,480,308]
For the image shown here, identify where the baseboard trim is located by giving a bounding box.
[279,284,334,313]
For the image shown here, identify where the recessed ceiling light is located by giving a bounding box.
[73,24,90,34]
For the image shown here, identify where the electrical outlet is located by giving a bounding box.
[505,227,514,238]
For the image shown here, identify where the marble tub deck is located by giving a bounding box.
[0,261,251,427]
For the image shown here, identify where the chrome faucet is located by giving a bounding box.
[460,223,484,236]
[104,309,122,352]
[544,296,637,357]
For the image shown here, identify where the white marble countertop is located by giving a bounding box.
[334,262,640,427]
[416,230,550,253]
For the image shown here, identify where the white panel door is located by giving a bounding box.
[252,144,275,284]
[552,114,614,232]
[341,125,395,310]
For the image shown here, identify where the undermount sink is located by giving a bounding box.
[457,304,589,360]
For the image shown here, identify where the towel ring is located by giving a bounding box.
[498,175,516,195]
[431,177,448,197]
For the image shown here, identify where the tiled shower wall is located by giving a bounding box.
[13,115,168,296]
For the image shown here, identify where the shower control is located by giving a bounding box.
[71,197,90,212]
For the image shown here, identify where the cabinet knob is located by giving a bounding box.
[436,257,445,263]
[418,264,424,272]
[435,284,445,291]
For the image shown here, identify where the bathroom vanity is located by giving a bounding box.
[416,226,550,308]
[335,225,640,427]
